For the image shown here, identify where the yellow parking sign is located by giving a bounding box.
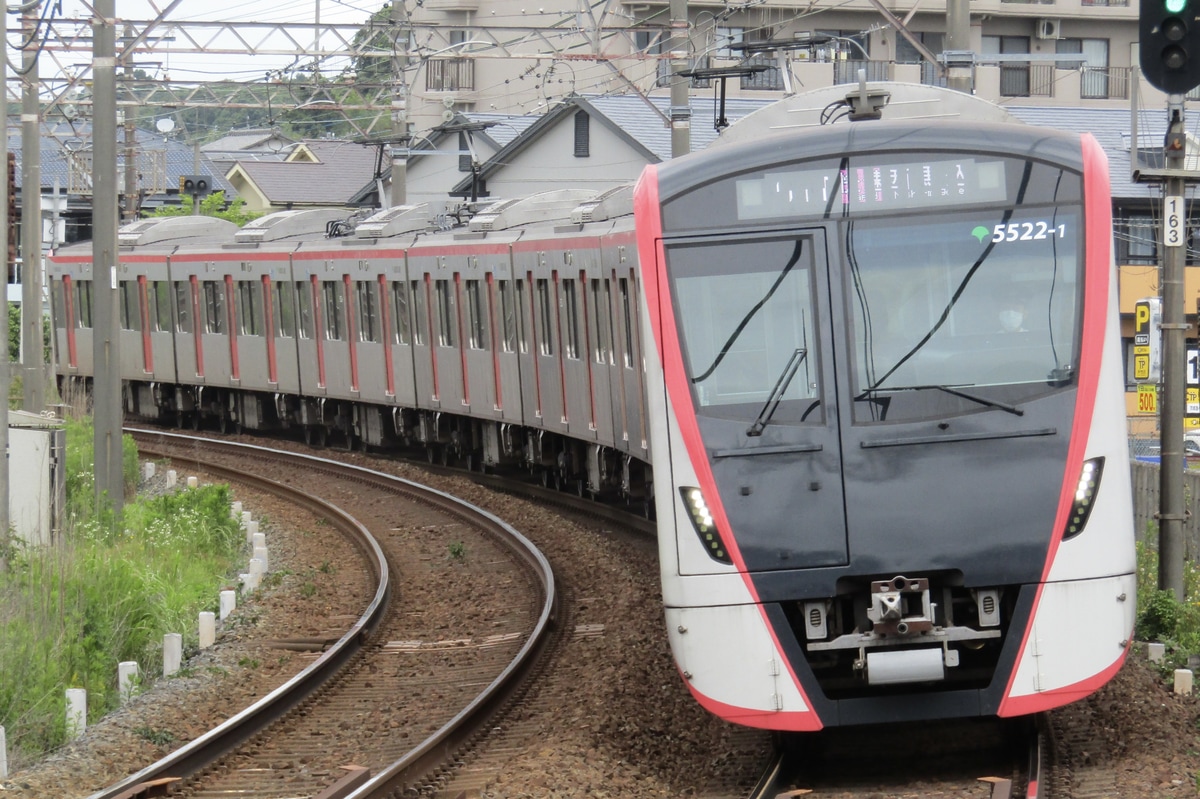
[1138,384,1157,415]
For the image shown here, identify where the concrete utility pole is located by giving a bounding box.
[1158,100,1188,600]
[945,0,972,94]
[122,25,138,223]
[0,37,10,568]
[21,1,43,413]
[93,0,124,516]
[668,0,690,158]
[390,0,410,207]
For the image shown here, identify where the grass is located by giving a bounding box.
[0,416,244,769]
[1136,527,1200,674]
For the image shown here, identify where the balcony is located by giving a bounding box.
[426,58,475,92]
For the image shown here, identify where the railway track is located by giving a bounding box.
[91,430,556,799]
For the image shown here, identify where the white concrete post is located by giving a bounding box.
[65,688,86,739]
[245,519,258,545]
[142,461,155,481]
[0,725,8,779]
[231,500,243,519]
[187,475,198,488]
[118,661,139,702]
[166,469,177,488]
[199,611,216,649]
[220,589,237,620]
[1149,642,1166,663]
[251,531,266,550]
[163,633,183,677]
[1175,668,1194,696]
[253,545,269,572]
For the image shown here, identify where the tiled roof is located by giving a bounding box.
[1005,105,1186,201]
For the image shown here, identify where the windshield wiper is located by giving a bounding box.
[747,348,807,437]
[857,384,1024,417]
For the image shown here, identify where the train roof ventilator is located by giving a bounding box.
[805,575,1002,685]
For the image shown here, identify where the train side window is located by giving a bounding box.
[322,281,344,341]
[619,278,634,369]
[119,280,139,331]
[237,281,262,336]
[274,281,296,338]
[435,279,455,347]
[515,279,528,353]
[173,281,192,334]
[203,281,226,334]
[600,278,614,364]
[391,282,411,345]
[562,278,579,359]
[76,281,93,328]
[498,280,517,353]
[536,279,554,356]
[296,281,314,339]
[411,280,427,346]
[152,281,171,332]
[356,280,379,343]
[466,279,486,350]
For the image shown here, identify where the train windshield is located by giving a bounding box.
[847,205,1080,421]
[669,234,821,423]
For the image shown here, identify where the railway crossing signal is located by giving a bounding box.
[1140,0,1200,94]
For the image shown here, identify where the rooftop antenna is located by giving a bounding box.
[845,70,891,121]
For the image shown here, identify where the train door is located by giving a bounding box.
[605,241,648,457]
[45,254,92,377]
[556,248,600,442]
[460,251,507,419]
[430,262,465,409]
[513,243,568,436]
[657,229,849,574]
[490,267,524,425]
[385,262,418,408]
[166,259,200,384]
[229,262,276,393]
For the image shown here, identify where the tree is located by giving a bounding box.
[350,4,400,86]
[145,191,261,227]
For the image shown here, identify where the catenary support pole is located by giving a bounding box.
[0,37,10,570]
[93,0,124,516]
[668,0,690,158]
[390,0,410,207]
[21,1,43,413]
[1159,97,1187,600]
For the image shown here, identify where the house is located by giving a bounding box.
[224,139,378,212]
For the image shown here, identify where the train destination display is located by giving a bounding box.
[736,157,1010,220]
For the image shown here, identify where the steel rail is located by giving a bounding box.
[89,429,556,799]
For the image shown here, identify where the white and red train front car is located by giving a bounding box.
[634,121,1136,730]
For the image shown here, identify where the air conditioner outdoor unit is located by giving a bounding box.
[1035,18,1061,40]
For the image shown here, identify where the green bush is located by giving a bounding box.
[1136,534,1200,672]
[0,421,243,766]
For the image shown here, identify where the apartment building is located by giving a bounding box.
[401,0,1154,136]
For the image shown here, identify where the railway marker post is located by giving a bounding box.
[163,633,182,677]
[118,661,139,703]
[199,612,216,649]
[0,725,8,778]
[65,688,86,739]
[220,589,236,620]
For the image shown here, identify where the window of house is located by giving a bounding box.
[574,112,590,158]
[1058,38,1110,98]
[982,35,1031,97]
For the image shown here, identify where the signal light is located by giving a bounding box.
[1141,0,1200,94]
[180,175,211,196]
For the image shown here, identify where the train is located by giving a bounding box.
[48,112,1136,731]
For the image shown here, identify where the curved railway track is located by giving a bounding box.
[90,430,556,799]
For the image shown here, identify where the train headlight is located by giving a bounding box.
[1063,457,1104,541]
[680,486,732,564]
